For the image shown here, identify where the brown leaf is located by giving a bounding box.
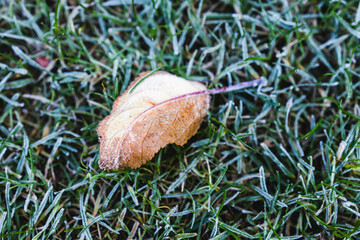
[97,71,210,170]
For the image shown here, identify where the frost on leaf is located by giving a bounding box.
[97,71,210,170]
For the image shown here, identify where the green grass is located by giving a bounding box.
[0,0,360,239]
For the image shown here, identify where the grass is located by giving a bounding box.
[0,0,360,239]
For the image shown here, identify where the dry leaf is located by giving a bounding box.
[35,55,50,68]
[97,71,210,170]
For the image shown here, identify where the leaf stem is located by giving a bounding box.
[205,77,266,95]
[177,77,266,100]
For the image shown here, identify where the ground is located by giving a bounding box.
[0,0,360,239]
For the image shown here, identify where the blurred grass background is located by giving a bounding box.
[0,0,360,239]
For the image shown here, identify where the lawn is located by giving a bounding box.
[1,0,360,239]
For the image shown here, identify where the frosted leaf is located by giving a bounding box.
[97,71,210,170]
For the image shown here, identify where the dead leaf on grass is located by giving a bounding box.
[97,71,210,170]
